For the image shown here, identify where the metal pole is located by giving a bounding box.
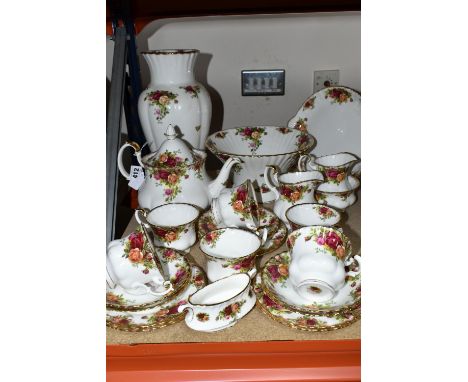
[106,26,127,244]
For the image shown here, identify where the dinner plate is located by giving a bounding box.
[287,86,361,156]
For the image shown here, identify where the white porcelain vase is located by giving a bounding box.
[138,49,211,151]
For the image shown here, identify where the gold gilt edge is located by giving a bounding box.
[256,301,361,332]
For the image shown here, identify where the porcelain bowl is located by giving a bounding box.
[206,126,315,202]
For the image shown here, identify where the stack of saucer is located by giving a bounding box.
[106,227,207,332]
[254,227,361,332]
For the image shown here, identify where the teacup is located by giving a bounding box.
[287,226,358,302]
[136,203,200,252]
[211,180,260,231]
[106,228,172,297]
[264,166,324,227]
[285,203,341,231]
[200,227,263,282]
[177,273,256,332]
[315,176,360,211]
[298,152,360,192]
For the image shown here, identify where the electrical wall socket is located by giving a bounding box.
[313,70,339,93]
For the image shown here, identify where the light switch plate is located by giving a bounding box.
[313,70,339,93]
[241,69,285,96]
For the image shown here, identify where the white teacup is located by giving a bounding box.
[136,203,200,252]
[106,229,172,297]
[211,180,260,231]
[287,226,358,302]
[177,273,256,332]
[285,203,341,231]
[200,227,264,282]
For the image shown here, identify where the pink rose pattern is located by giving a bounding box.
[147,150,189,202]
[144,90,178,120]
[202,229,223,248]
[235,127,266,154]
[303,227,349,260]
[229,184,257,221]
[151,225,188,244]
[324,88,353,104]
[122,227,157,273]
[215,299,246,321]
[317,205,336,220]
[319,166,347,185]
[266,254,290,286]
[254,276,359,330]
[279,184,311,203]
[222,255,255,272]
[179,85,201,98]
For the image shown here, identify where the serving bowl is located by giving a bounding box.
[206,126,315,202]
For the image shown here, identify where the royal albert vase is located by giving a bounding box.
[138,49,212,151]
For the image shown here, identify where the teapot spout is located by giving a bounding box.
[207,156,241,198]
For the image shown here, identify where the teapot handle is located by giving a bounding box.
[263,166,280,200]
[117,141,143,180]
[297,154,317,171]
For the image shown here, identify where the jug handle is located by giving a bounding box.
[297,154,317,171]
[263,166,281,200]
[177,303,195,322]
[117,141,143,180]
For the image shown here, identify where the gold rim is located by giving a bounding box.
[199,228,261,261]
[258,252,360,315]
[106,260,198,311]
[285,203,342,227]
[277,171,324,185]
[313,152,360,168]
[106,270,191,312]
[140,49,199,55]
[256,301,360,332]
[106,314,184,332]
[261,276,361,316]
[205,126,315,158]
[145,203,201,229]
[188,273,250,307]
[316,176,361,195]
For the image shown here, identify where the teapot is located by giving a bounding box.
[118,125,241,210]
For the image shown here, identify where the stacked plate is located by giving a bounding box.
[254,251,361,331]
[106,246,207,332]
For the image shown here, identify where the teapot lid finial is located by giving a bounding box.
[164,125,177,140]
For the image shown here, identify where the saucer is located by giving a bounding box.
[261,251,361,313]
[106,265,207,332]
[106,247,192,310]
[197,206,287,256]
[254,274,360,332]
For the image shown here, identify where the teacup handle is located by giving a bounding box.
[263,166,280,200]
[255,227,268,245]
[125,280,173,296]
[345,254,361,277]
[177,303,195,322]
[297,154,317,171]
[247,267,257,279]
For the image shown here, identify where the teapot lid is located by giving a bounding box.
[143,125,197,166]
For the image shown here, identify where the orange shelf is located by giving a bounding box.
[107,339,361,381]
